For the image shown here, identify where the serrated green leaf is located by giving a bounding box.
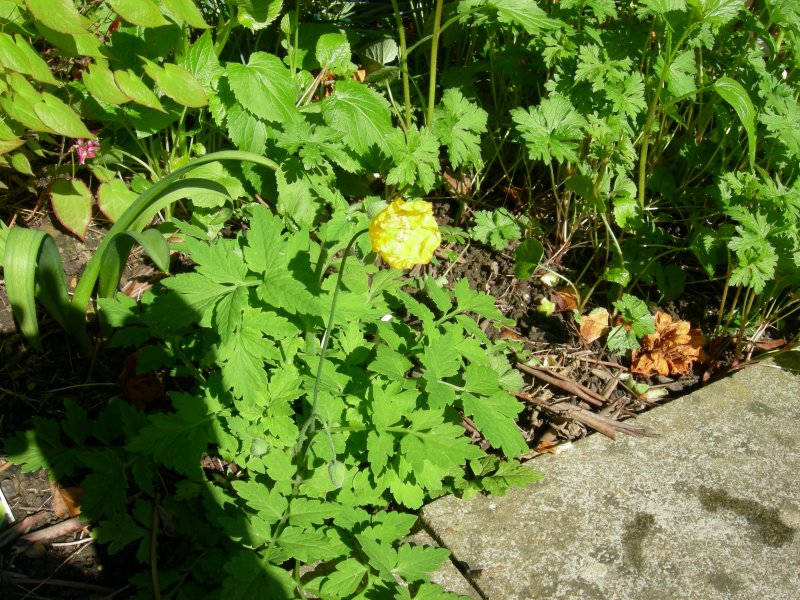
[107,0,170,27]
[603,267,631,286]
[321,559,368,598]
[50,178,92,241]
[491,0,563,33]
[395,544,450,582]
[370,344,413,380]
[222,551,296,598]
[316,32,352,75]
[226,101,268,154]
[321,80,392,154]
[225,52,299,124]
[462,391,526,457]
[235,0,282,31]
[481,459,543,496]
[182,30,222,89]
[511,94,586,163]
[386,126,440,193]
[34,94,92,138]
[357,534,397,577]
[433,88,487,169]
[24,0,87,35]
[232,480,288,524]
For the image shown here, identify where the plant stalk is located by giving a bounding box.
[390,0,413,130]
[426,0,444,130]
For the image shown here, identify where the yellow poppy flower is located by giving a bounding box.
[369,199,441,269]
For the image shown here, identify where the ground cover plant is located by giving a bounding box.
[1,0,799,597]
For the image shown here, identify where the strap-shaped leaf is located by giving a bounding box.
[2,227,71,350]
[713,76,756,171]
[98,229,170,299]
[71,151,278,318]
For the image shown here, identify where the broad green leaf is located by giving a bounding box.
[144,61,208,108]
[107,0,170,27]
[160,0,209,28]
[356,534,397,577]
[13,34,59,85]
[0,118,21,140]
[114,69,166,112]
[225,101,268,154]
[688,0,742,25]
[225,52,298,124]
[182,30,222,89]
[50,178,92,240]
[235,0,282,31]
[34,93,93,138]
[0,139,26,153]
[10,151,32,175]
[386,126,439,193]
[33,21,103,58]
[321,80,392,154]
[316,33,352,75]
[603,267,631,286]
[490,0,563,33]
[0,31,32,74]
[97,179,138,223]
[514,238,544,280]
[2,227,72,350]
[713,76,756,171]
[24,0,87,35]
[83,64,132,105]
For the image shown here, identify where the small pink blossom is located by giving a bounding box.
[71,138,100,165]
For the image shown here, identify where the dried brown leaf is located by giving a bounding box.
[579,307,609,344]
[631,311,706,376]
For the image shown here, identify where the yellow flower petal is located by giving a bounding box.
[369,199,441,269]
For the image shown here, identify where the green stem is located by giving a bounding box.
[390,0,412,130]
[426,0,444,130]
[296,229,369,447]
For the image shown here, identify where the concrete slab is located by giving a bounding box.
[421,355,800,599]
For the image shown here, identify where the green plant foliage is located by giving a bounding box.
[470,208,521,250]
[6,203,538,597]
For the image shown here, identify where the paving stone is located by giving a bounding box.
[421,355,800,599]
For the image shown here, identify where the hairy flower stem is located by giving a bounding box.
[296,229,369,451]
[426,0,444,130]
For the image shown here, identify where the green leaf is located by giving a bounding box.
[490,0,563,34]
[514,238,544,280]
[603,267,631,286]
[0,33,57,85]
[395,544,450,582]
[82,64,132,105]
[160,0,210,28]
[50,178,92,241]
[480,459,543,496]
[182,30,222,89]
[470,208,520,250]
[98,229,170,298]
[97,179,138,223]
[126,393,214,478]
[222,551,296,598]
[33,21,102,58]
[114,69,166,112]
[713,76,756,171]
[235,0,282,31]
[2,228,72,350]
[356,534,397,577]
[462,392,526,457]
[10,152,33,176]
[370,344,413,380]
[107,0,170,27]
[225,52,299,124]
[386,126,440,193]
[225,101,268,154]
[321,559,368,598]
[24,0,87,35]
[143,61,208,108]
[688,0,742,25]
[321,80,392,155]
[613,294,655,336]
[316,33,353,75]
[232,480,288,524]
[433,88,487,169]
[34,94,93,138]
[511,94,586,163]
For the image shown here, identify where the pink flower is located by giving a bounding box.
[71,138,100,165]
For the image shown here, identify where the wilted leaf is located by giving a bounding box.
[579,307,609,344]
[630,311,706,376]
